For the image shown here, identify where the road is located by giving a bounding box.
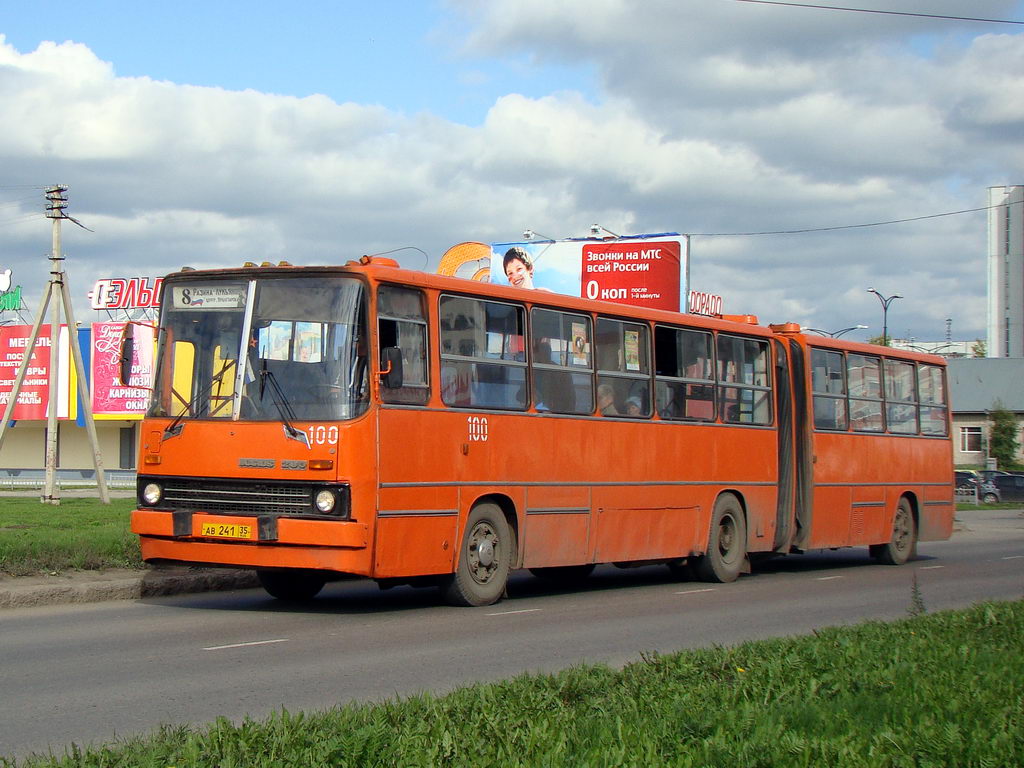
[2,509,1022,760]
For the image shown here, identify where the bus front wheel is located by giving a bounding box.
[870,498,917,565]
[692,495,747,583]
[257,569,327,602]
[441,503,513,607]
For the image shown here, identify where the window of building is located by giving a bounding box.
[960,426,982,453]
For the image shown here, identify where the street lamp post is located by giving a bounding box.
[804,324,868,338]
[867,288,902,346]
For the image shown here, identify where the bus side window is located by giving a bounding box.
[530,308,594,414]
[379,285,430,405]
[811,348,848,430]
[596,317,650,418]
[654,325,714,421]
[440,295,526,410]
[847,354,883,432]
[716,335,772,425]
[918,364,948,436]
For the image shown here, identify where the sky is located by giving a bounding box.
[1,0,1023,344]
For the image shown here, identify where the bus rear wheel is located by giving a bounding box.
[692,495,747,583]
[870,498,917,565]
[257,569,327,602]
[441,503,513,607]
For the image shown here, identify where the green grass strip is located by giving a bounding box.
[7,600,1022,768]
[0,498,141,575]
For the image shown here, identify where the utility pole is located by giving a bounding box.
[0,185,110,504]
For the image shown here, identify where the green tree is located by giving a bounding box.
[988,400,1020,469]
[972,339,987,358]
[868,333,889,347]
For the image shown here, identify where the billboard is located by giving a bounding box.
[90,322,155,418]
[439,234,689,312]
[0,325,72,421]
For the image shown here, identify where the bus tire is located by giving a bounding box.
[529,564,595,583]
[870,498,917,565]
[257,569,327,602]
[441,502,512,607]
[692,495,747,583]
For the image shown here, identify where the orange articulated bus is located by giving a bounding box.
[129,257,954,606]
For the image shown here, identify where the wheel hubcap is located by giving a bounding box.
[718,516,736,557]
[467,522,499,584]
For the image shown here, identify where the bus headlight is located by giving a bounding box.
[142,482,163,506]
[314,489,337,514]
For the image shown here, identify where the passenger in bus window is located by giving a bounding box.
[625,396,643,417]
[598,383,618,415]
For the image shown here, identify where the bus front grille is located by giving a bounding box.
[161,480,314,516]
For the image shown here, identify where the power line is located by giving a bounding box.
[733,0,1024,25]
[690,199,1023,237]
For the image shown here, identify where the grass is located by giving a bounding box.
[4,599,1022,767]
[0,498,142,576]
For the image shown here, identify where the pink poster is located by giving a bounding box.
[91,322,155,417]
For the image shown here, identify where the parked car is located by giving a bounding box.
[955,470,978,489]
[989,474,1024,504]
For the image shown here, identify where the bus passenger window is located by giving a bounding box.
[811,348,848,430]
[654,325,714,421]
[716,335,772,425]
[597,317,650,418]
[379,285,429,405]
[440,295,527,410]
[530,308,594,414]
[884,359,919,434]
[918,364,948,436]
[847,354,883,432]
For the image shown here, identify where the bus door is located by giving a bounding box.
[772,339,796,552]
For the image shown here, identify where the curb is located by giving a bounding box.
[0,566,260,610]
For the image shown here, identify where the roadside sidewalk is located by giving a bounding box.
[0,566,259,610]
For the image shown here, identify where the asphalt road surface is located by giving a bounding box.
[3,509,1022,760]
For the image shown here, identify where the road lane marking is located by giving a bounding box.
[675,588,715,595]
[918,565,944,570]
[486,608,542,616]
[203,639,289,651]
[816,576,842,581]
[1002,555,1024,560]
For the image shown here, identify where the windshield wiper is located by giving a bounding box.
[258,359,309,447]
[162,362,236,439]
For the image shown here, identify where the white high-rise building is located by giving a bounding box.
[987,185,1024,358]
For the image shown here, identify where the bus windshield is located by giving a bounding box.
[149,275,368,422]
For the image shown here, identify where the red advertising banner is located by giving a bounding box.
[91,322,155,418]
[0,325,69,420]
[581,240,681,311]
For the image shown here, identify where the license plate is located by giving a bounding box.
[200,522,253,540]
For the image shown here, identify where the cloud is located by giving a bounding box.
[1,3,1023,341]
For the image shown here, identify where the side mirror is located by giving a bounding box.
[380,347,403,389]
